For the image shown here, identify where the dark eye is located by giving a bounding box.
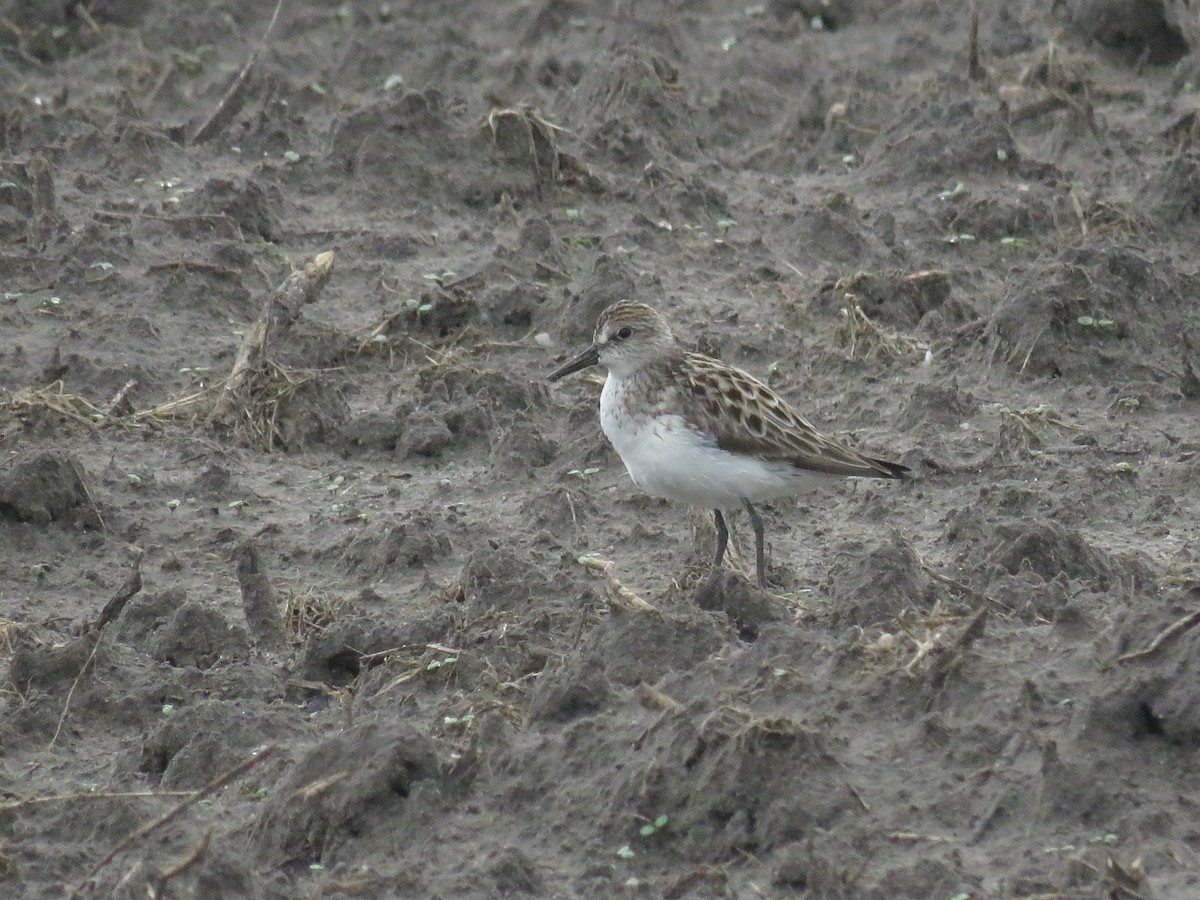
[615,326,633,340]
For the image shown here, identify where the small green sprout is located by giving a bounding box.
[996,147,1009,161]
[167,499,181,510]
[616,846,635,859]
[567,467,600,479]
[565,208,580,220]
[945,233,976,245]
[999,236,1026,248]
[716,218,737,231]
[1076,315,1115,329]
[168,48,207,74]
[283,150,301,163]
[638,814,669,837]
[937,182,967,200]
[426,656,457,671]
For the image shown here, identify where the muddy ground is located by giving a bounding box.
[2,0,1200,897]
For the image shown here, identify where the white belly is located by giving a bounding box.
[599,376,813,508]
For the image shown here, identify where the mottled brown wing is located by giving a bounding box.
[680,352,908,479]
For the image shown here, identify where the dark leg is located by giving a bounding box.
[742,500,766,588]
[712,509,729,571]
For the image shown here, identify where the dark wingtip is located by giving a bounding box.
[881,459,912,479]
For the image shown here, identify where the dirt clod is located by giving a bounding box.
[0,452,98,527]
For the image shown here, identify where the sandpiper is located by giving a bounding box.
[549,301,909,587]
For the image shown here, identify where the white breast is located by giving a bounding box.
[599,374,813,508]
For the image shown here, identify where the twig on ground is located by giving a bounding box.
[927,605,989,695]
[579,555,656,611]
[150,830,212,896]
[835,292,929,360]
[206,250,335,427]
[72,745,277,895]
[92,558,143,633]
[51,559,145,748]
[143,58,175,108]
[0,790,195,812]
[106,379,139,418]
[0,617,50,653]
[73,3,101,34]
[636,682,681,711]
[891,529,1014,613]
[1117,609,1200,665]
[77,464,107,532]
[48,632,104,751]
[967,5,983,81]
[190,0,282,144]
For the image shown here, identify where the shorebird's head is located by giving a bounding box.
[548,301,675,381]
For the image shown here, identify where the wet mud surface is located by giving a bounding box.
[3,1,1200,897]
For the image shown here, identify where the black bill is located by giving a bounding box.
[548,344,600,381]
